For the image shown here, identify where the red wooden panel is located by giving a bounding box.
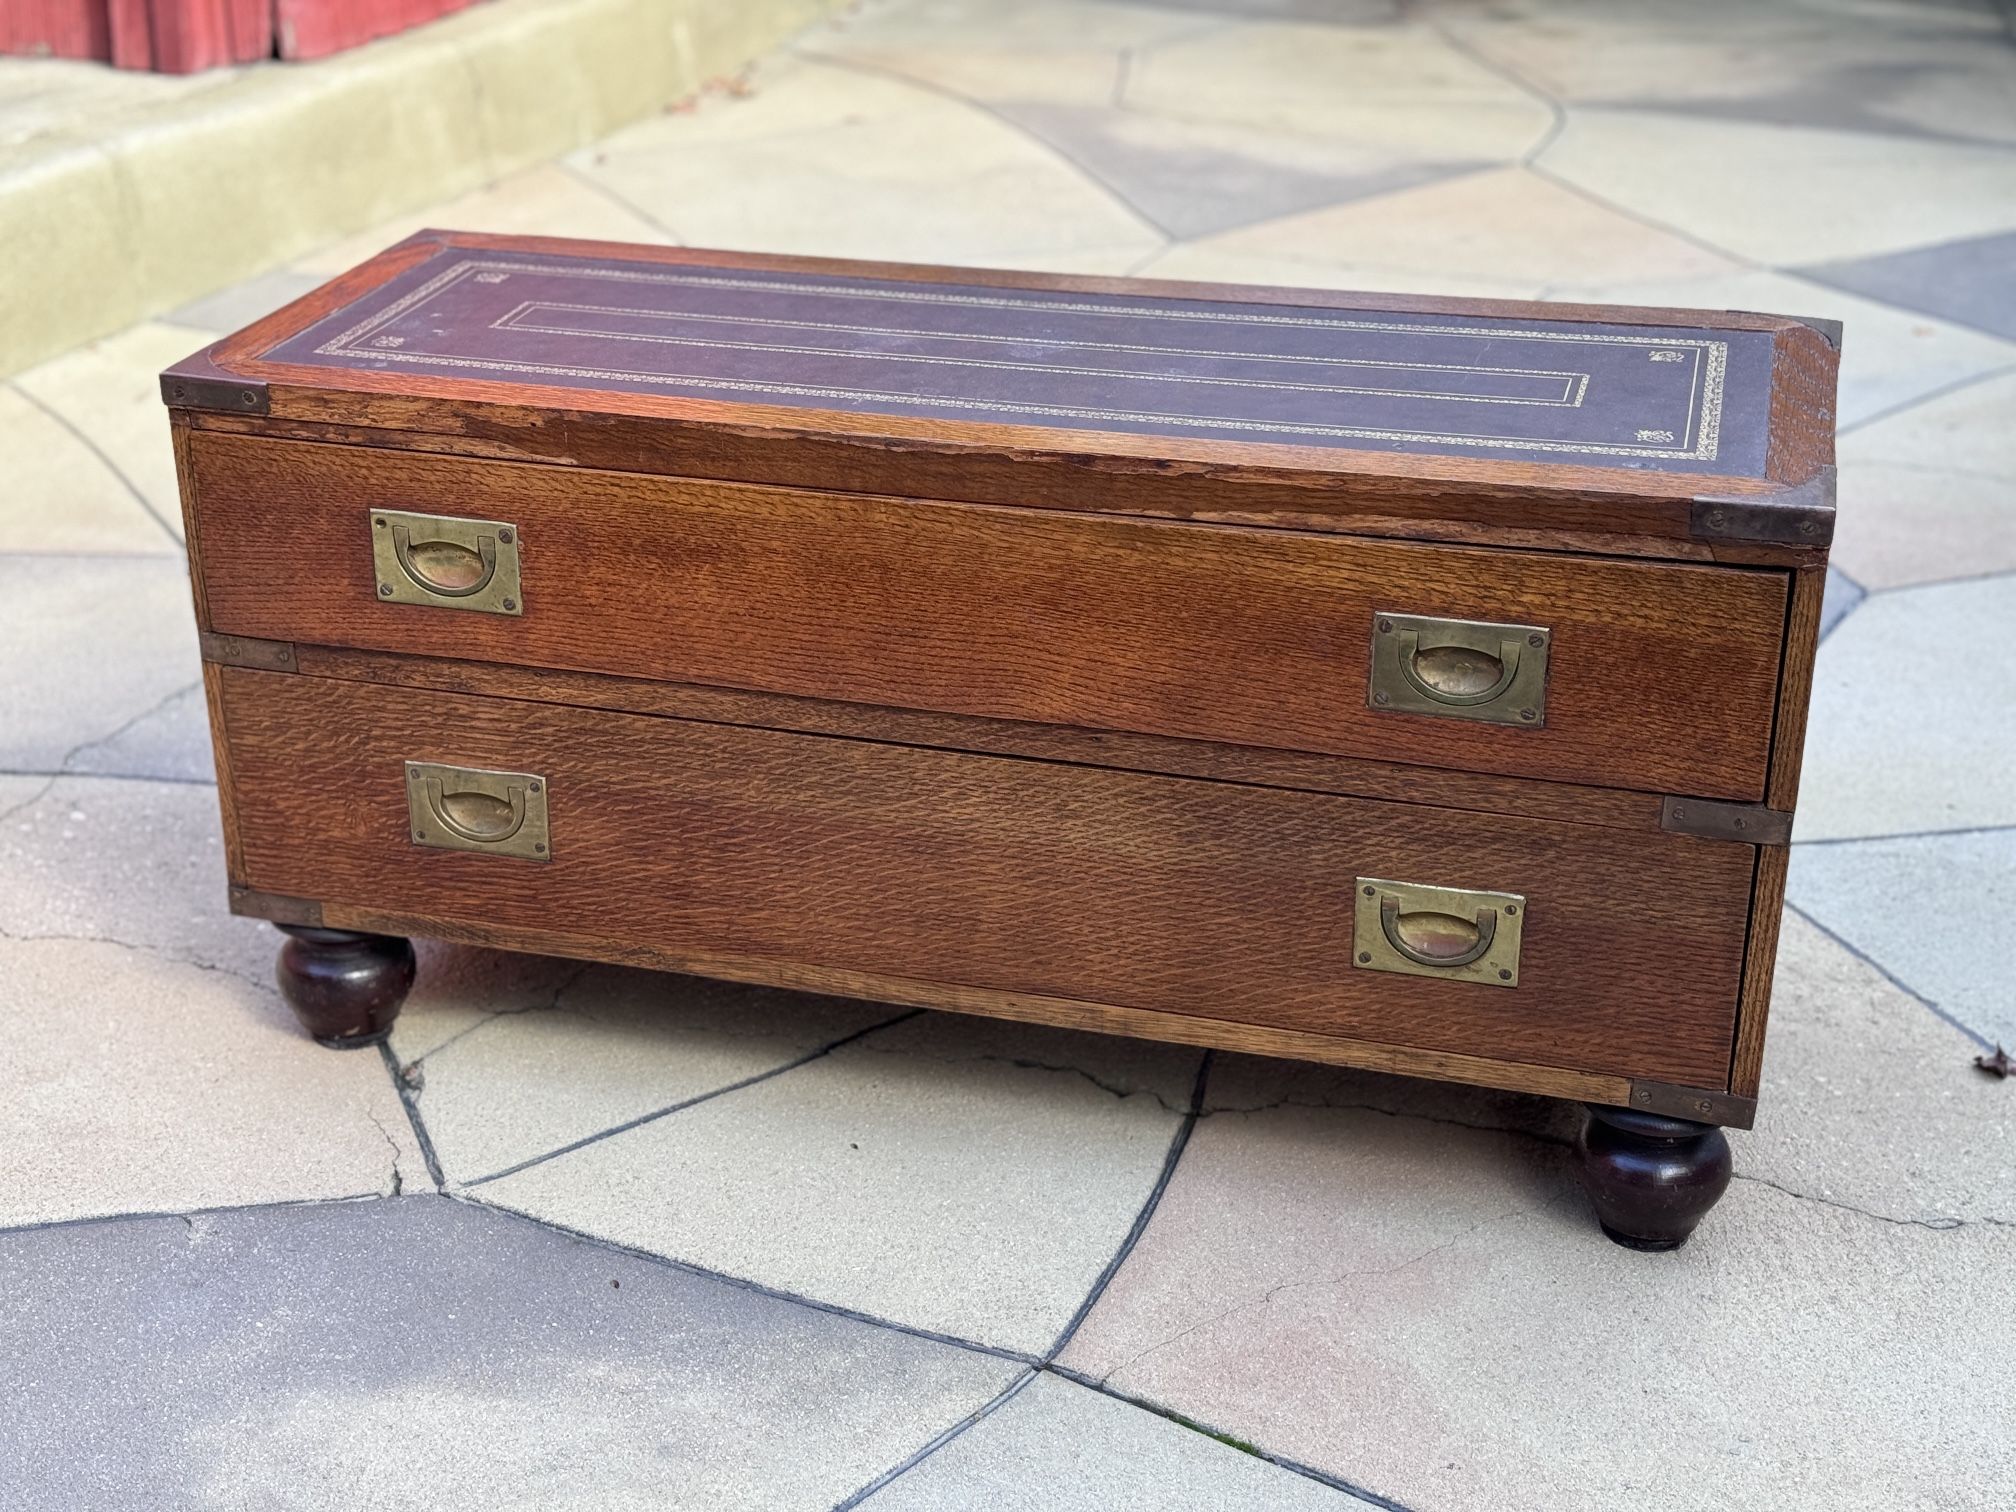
[274,0,470,60]
[146,0,230,72]
[0,0,112,59]
[106,0,154,67]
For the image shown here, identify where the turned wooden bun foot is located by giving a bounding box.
[1575,1104,1732,1252]
[275,926,416,1049]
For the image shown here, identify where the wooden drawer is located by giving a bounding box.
[216,668,1754,1087]
[189,432,1789,800]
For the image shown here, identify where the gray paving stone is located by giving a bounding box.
[865,1372,1363,1510]
[0,555,200,778]
[1794,572,2016,841]
[1788,829,2016,1051]
[1799,228,2016,341]
[989,100,1484,239]
[0,1196,1022,1512]
[1819,564,1865,639]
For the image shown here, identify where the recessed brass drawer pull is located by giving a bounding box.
[372,509,523,615]
[1354,877,1525,987]
[1369,612,1549,726]
[405,761,550,860]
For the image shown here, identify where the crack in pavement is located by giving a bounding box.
[0,920,269,992]
[1095,1199,1552,1387]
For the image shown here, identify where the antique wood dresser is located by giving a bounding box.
[163,230,1837,1249]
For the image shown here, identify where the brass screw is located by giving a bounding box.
[1503,904,1517,915]
[1377,618,1393,634]
[1634,1090,1652,1105]
[1363,885,1376,896]
[1528,633,1544,648]
[1373,691,1390,706]
[501,597,517,612]
[239,390,257,406]
[528,781,541,794]
[534,842,547,854]
[498,528,514,544]
[1696,1099,1714,1114]
[378,584,393,597]
[172,384,186,401]
[375,518,387,528]
[1498,969,1511,980]
[1519,708,1537,722]
[1358,952,1371,964]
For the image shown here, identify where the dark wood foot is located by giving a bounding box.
[275,926,416,1049]
[1575,1104,1732,1251]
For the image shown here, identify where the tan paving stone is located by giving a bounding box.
[1059,1094,2013,1512]
[405,964,898,1182]
[12,322,201,542]
[0,775,270,986]
[0,937,419,1227]
[1838,366,2016,476]
[1746,912,2013,1226]
[481,1012,1200,1353]
[1124,20,1553,159]
[1196,165,1740,289]
[0,556,200,777]
[867,1372,1357,1510]
[291,162,677,277]
[0,386,174,555]
[1540,266,2016,428]
[1831,462,2016,590]
[1795,573,2016,841]
[825,0,1220,55]
[1539,110,2016,265]
[570,73,1160,265]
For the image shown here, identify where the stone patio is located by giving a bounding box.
[3,0,2013,1507]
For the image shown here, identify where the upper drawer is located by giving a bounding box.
[185,432,1789,799]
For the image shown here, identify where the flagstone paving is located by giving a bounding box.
[3,1,2013,1508]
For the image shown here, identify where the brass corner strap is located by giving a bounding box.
[160,350,269,416]
[1691,467,1835,549]
[199,632,297,672]
[1626,1081,1757,1130]
[228,885,323,927]
[1660,796,1793,846]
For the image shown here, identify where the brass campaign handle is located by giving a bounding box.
[1369,613,1549,727]
[372,511,522,616]
[421,775,528,845]
[1353,877,1525,987]
[405,762,551,860]
[392,524,499,599]
[1378,891,1498,969]
[1393,627,1524,707]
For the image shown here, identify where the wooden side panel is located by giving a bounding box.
[1728,563,1830,1098]
[190,432,1791,799]
[220,668,1755,1086]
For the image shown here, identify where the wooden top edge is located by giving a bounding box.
[158,231,1841,551]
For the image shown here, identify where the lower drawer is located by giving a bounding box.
[216,668,1754,1087]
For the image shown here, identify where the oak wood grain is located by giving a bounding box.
[292,643,1670,834]
[1731,842,1789,1100]
[296,897,1632,1107]
[218,668,1753,1086]
[191,432,1791,800]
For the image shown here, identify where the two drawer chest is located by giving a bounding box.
[164,230,1838,1250]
